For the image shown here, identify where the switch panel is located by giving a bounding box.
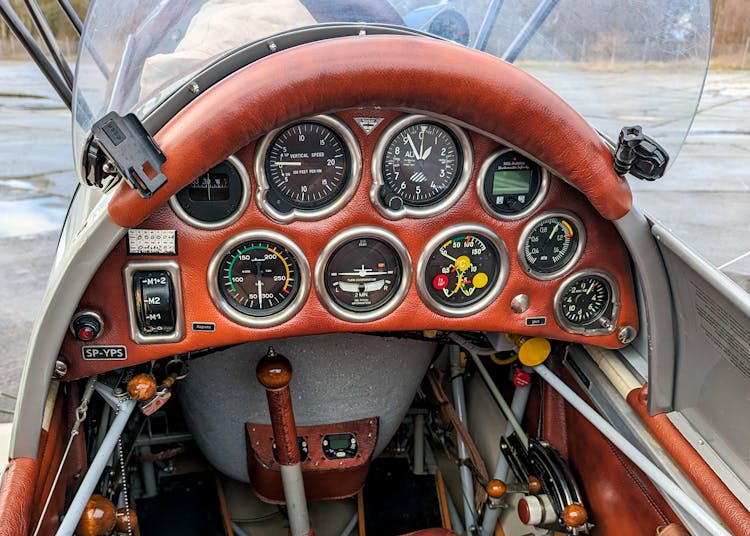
[124,261,184,344]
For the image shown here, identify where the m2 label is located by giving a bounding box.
[82,345,127,360]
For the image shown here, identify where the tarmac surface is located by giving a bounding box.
[0,61,747,420]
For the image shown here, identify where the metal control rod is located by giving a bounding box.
[534,364,732,536]
[480,367,533,536]
[55,394,136,536]
[450,346,478,533]
[256,348,313,536]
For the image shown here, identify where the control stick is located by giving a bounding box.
[256,347,314,536]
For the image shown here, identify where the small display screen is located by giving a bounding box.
[492,170,531,195]
[329,437,351,450]
[188,174,231,201]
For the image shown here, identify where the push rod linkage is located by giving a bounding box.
[534,364,732,536]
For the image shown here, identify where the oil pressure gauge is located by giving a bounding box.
[417,225,509,317]
[554,270,619,335]
[520,211,585,279]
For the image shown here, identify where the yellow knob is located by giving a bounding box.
[506,334,551,367]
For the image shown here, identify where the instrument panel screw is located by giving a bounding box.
[53,360,68,379]
[102,161,116,174]
[617,326,637,344]
[510,294,530,314]
[188,81,200,95]
[267,41,278,52]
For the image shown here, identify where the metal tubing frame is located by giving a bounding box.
[480,367,533,536]
[534,364,731,536]
[22,0,74,86]
[54,395,136,536]
[55,0,82,35]
[450,346,478,533]
[502,0,561,63]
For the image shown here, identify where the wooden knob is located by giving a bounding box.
[127,373,157,402]
[256,347,292,390]
[75,494,116,536]
[528,475,542,494]
[115,507,139,533]
[562,503,588,527]
[486,479,507,499]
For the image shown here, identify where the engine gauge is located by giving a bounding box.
[315,227,411,322]
[372,115,472,218]
[478,149,548,219]
[170,156,250,229]
[255,115,361,222]
[520,211,585,279]
[418,225,509,317]
[554,271,619,335]
[208,231,310,327]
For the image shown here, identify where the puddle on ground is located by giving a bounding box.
[0,198,67,238]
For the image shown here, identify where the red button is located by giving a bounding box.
[432,274,449,290]
[78,326,95,341]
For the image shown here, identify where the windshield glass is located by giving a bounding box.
[72,0,711,172]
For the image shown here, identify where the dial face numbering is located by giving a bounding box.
[381,121,462,206]
[265,122,350,210]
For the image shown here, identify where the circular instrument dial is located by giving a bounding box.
[419,227,508,316]
[521,212,584,278]
[171,156,249,228]
[217,239,301,317]
[381,121,462,206]
[480,149,546,218]
[324,237,403,313]
[265,121,350,210]
[557,273,614,328]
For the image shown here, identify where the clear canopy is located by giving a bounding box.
[72,0,711,176]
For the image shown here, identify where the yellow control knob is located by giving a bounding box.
[506,334,551,367]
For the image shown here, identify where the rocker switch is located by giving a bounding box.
[132,270,176,335]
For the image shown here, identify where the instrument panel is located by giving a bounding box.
[62,109,639,378]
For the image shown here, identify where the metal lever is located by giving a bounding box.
[256,347,314,536]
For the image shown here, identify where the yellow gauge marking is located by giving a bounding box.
[455,255,471,271]
[473,272,489,289]
[268,247,292,292]
[561,220,574,236]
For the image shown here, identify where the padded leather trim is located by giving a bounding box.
[108,34,631,227]
[628,385,750,536]
[63,120,638,379]
[0,457,38,536]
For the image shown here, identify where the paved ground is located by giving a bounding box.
[0,61,747,421]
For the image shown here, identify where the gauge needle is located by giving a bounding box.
[421,146,432,160]
[549,223,560,240]
[586,281,596,294]
[275,161,302,166]
[406,134,420,159]
[257,280,263,308]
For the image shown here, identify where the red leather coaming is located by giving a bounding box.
[628,385,750,536]
[62,114,638,380]
[0,457,38,536]
[108,34,631,227]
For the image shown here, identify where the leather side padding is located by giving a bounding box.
[628,385,750,536]
[0,457,39,536]
[108,34,631,227]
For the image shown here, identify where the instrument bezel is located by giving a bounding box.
[370,114,474,220]
[553,269,620,336]
[314,226,412,323]
[254,114,362,223]
[416,224,510,317]
[518,210,586,280]
[207,230,311,328]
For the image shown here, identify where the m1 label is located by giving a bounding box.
[82,345,127,360]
